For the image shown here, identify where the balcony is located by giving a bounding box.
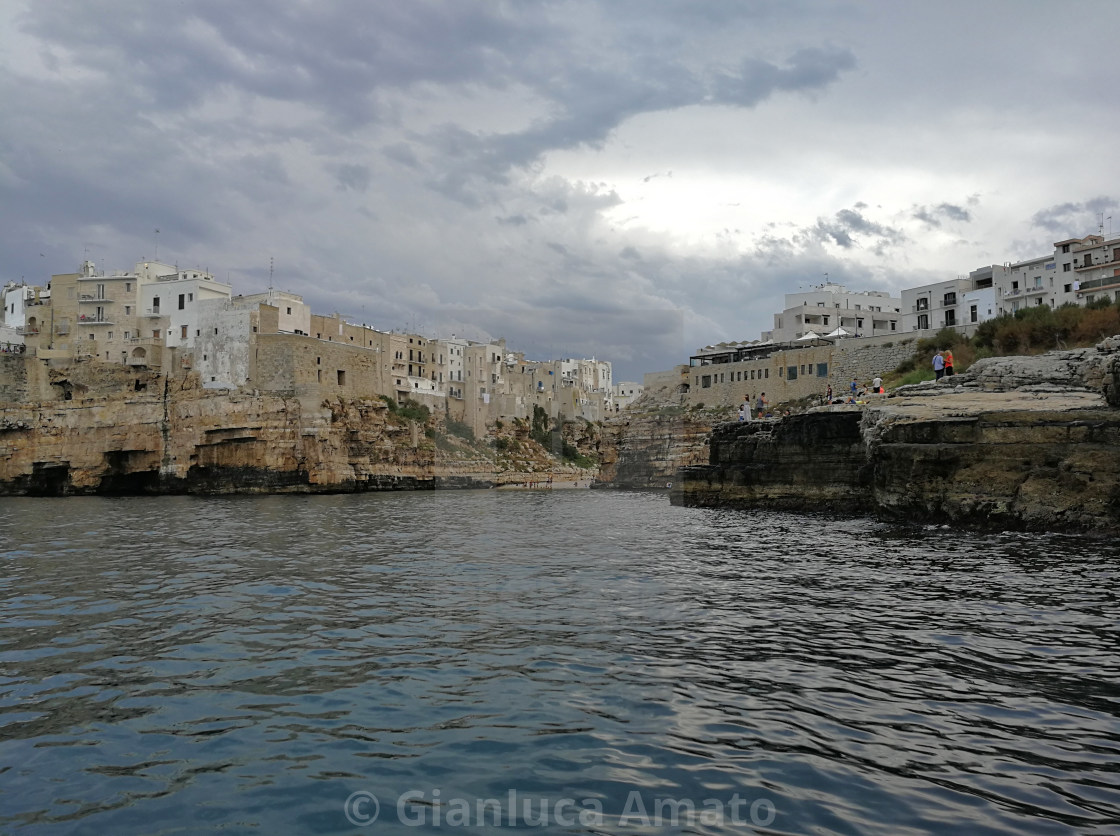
[77,314,113,325]
[1023,285,1047,296]
[143,308,164,316]
[1076,276,1120,294]
[79,294,113,303]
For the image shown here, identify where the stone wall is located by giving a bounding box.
[673,334,920,410]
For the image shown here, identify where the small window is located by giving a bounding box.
[178,294,185,310]
[188,293,193,302]
[787,366,798,380]
[337,370,346,385]
[286,307,292,315]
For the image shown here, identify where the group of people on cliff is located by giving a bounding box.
[932,348,955,381]
[738,392,771,422]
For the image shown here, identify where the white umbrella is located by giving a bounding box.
[825,327,850,338]
[796,331,822,341]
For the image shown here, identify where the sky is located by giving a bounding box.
[2,0,1119,380]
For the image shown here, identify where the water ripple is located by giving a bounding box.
[1,493,1118,834]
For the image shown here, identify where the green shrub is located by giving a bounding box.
[445,418,474,440]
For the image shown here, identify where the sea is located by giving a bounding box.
[1,491,1118,835]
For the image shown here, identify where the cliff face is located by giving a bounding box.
[598,407,714,488]
[675,342,1120,532]
[0,359,597,495]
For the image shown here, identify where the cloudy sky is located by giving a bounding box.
[2,1,1118,379]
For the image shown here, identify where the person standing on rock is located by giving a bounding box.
[933,350,945,381]
[743,394,753,422]
[944,349,955,377]
[826,384,833,403]
[756,392,768,417]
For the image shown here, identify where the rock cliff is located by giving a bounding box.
[0,358,599,495]
[675,340,1120,532]
[597,405,717,489]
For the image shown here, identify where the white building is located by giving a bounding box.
[765,283,901,342]
[136,265,233,349]
[901,265,1000,332]
[613,381,644,411]
[1,282,49,346]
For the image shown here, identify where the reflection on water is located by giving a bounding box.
[1,492,1119,834]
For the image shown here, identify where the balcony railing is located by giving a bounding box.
[77,314,113,324]
[1076,276,1120,293]
[144,308,164,316]
[79,294,113,302]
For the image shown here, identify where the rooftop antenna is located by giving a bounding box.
[154,229,160,260]
[269,256,274,293]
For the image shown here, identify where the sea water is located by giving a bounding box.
[1,491,1118,834]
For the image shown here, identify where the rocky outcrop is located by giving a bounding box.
[676,340,1120,532]
[598,406,716,488]
[0,359,598,495]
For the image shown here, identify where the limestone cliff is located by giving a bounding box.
[675,340,1120,532]
[597,405,718,489]
[0,357,599,495]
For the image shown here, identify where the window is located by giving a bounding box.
[787,366,797,380]
[337,370,346,385]
[1064,284,1072,293]
[918,314,929,330]
[816,363,828,377]
[152,297,160,312]
[178,294,185,310]
[1063,263,1072,272]
[125,306,131,315]
[701,375,711,388]
[108,332,113,339]
[970,305,978,323]
[764,369,769,379]
[1062,244,1070,253]
[945,310,956,326]
[916,298,929,311]
[196,329,200,337]
[286,307,292,315]
[125,282,131,292]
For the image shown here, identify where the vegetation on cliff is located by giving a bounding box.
[890,299,1120,387]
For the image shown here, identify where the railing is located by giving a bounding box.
[77,314,112,324]
[144,308,163,316]
[78,294,112,302]
[1076,276,1120,293]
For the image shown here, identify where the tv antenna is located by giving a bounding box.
[154,228,160,260]
[269,256,274,292]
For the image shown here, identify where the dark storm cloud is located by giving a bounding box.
[1031,197,1118,235]
[801,208,905,252]
[334,164,372,193]
[913,202,973,227]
